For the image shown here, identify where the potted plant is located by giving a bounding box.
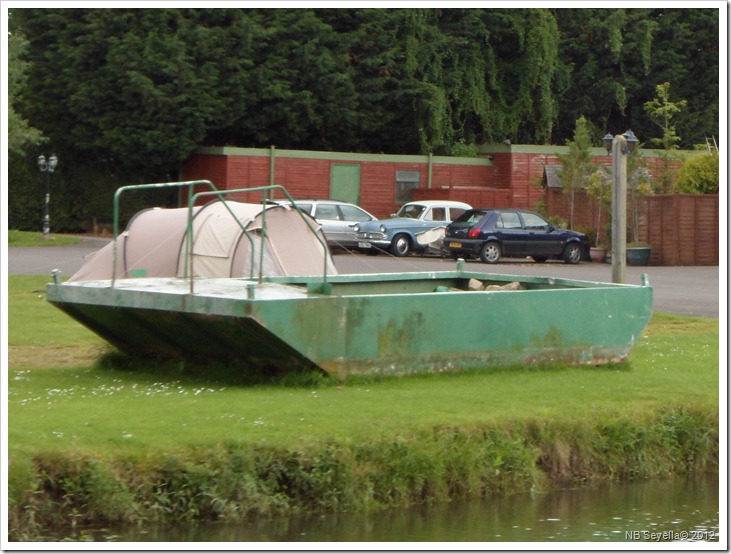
[626,243,651,266]
[586,169,611,262]
[626,151,653,266]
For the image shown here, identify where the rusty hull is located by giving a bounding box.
[46,270,653,377]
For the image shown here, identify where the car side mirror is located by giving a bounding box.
[390,213,397,218]
[547,224,556,233]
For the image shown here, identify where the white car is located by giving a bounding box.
[283,199,377,249]
[354,200,472,256]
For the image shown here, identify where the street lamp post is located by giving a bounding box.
[37,154,59,239]
[602,130,637,284]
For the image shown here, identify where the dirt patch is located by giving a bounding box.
[9,345,110,369]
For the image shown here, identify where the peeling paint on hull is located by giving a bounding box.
[47,270,653,377]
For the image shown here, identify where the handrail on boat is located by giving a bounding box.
[112,180,219,287]
[110,180,329,294]
[187,185,329,294]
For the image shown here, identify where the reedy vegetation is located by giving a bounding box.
[8,406,718,540]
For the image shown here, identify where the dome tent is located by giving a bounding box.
[178,200,336,279]
[69,200,336,282]
[69,206,197,282]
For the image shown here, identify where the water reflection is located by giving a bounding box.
[92,474,721,543]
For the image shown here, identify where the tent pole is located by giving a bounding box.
[190,185,330,286]
[111,180,217,289]
[269,146,276,199]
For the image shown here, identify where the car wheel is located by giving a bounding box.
[390,234,411,257]
[562,243,582,264]
[480,242,501,264]
[532,256,548,263]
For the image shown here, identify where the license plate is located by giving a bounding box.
[358,242,372,248]
[449,242,462,248]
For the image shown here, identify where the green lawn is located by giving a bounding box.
[7,275,719,458]
[7,230,81,247]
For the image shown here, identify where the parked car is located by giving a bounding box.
[281,199,377,249]
[355,200,472,256]
[443,208,589,264]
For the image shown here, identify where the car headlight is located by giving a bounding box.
[379,225,386,233]
[353,224,360,232]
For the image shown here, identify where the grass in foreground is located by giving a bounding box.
[7,230,81,247]
[7,275,719,456]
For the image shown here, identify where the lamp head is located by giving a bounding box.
[602,134,614,154]
[623,130,638,153]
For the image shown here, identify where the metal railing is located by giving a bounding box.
[110,181,328,293]
[186,185,328,294]
[112,180,219,287]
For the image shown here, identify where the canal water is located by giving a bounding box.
[69,474,721,543]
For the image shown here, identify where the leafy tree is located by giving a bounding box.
[12,8,265,229]
[585,168,611,247]
[675,151,719,194]
[7,23,44,156]
[8,8,719,231]
[15,7,717,163]
[8,16,47,232]
[16,8,256,178]
[552,8,718,149]
[644,82,687,150]
[551,9,658,141]
[236,10,359,151]
[557,116,594,228]
[631,9,718,149]
[383,8,560,152]
[644,82,686,192]
[490,8,560,145]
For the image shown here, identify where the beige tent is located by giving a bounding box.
[69,201,336,282]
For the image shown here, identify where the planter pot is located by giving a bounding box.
[626,246,651,266]
[589,247,607,263]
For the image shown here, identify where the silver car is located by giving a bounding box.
[283,199,377,249]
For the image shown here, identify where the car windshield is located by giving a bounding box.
[451,210,488,227]
[396,204,426,219]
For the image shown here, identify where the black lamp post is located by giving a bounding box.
[602,130,638,284]
[37,154,58,239]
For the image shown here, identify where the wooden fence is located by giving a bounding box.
[546,190,719,266]
[642,194,719,266]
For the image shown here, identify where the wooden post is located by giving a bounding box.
[611,135,628,284]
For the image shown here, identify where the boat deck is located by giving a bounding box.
[53,269,636,300]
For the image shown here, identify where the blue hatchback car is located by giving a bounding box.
[443,208,589,264]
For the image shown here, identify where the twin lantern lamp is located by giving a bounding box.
[37,153,58,239]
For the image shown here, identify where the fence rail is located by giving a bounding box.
[546,191,718,266]
[643,194,719,266]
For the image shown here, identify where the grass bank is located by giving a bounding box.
[7,230,81,247]
[6,276,719,540]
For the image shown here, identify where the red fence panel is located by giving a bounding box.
[644,195,719,265]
